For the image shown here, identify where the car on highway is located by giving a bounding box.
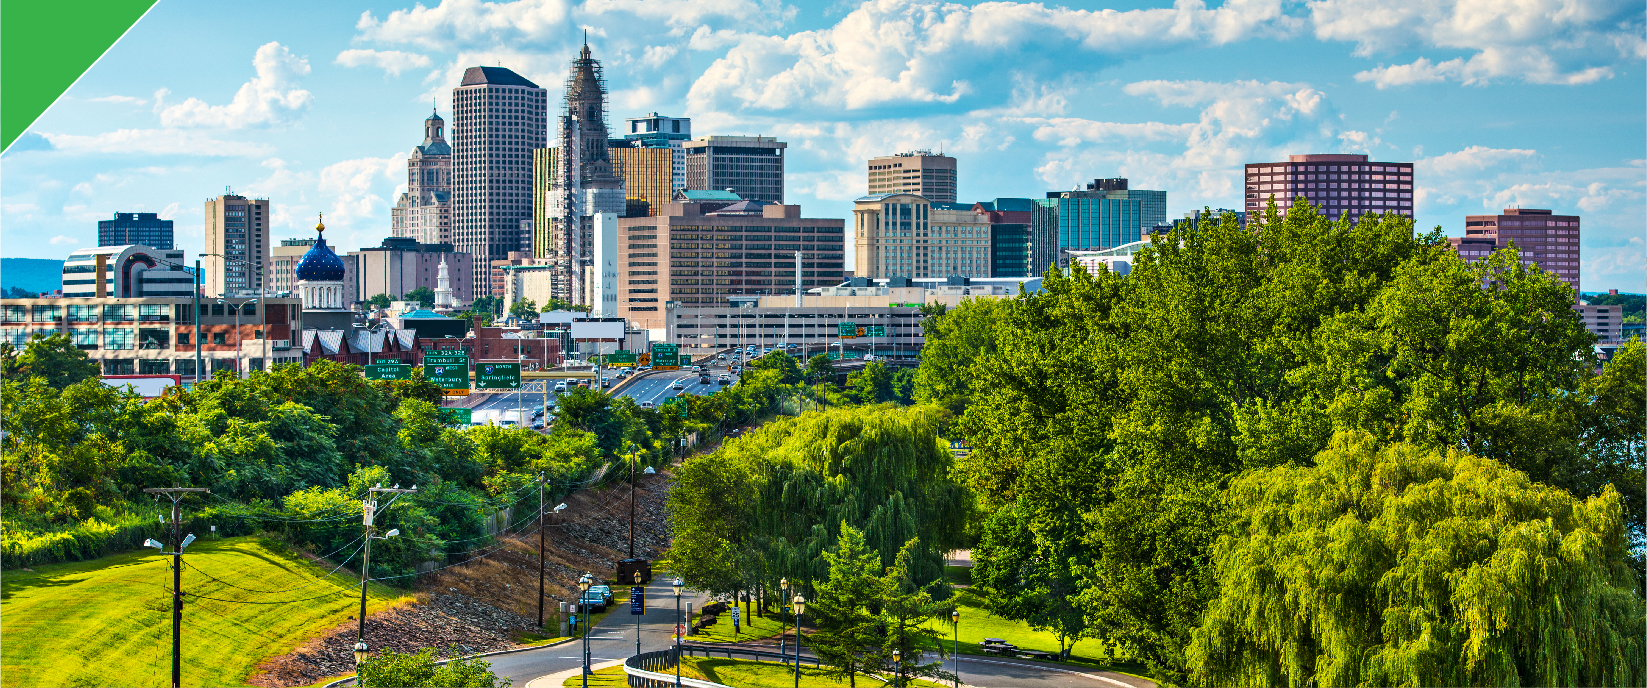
[531,420,546,430]
[692,365,702,372]
[532,408,544,419]
[500,419,517,427]
[554,381,567,392]
[731,365,742,374]
[717,353,727,361]
[600,376,610,388]
[640,401,654,409]
[673,380,684,390]
[699,375,711,384]
[718,375,731,385]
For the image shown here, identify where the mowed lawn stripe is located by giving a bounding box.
[2,536,412,688]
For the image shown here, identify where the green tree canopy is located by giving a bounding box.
[403,286,435,307]
[509,298,539,320]
[1,333,99,389]
[808,524,885,687]
[1188,432,1644,687]
[367,293,395,308]
[805,354,837,386]
[748,350,803,384]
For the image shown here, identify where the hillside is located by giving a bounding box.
[0,537,411,688]
[0,258,63,294]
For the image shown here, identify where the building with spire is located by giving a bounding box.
[295,214,357,331]
[535,38,625,305]
[452,66,549,298]
[433,255,457,309]
[392,110,453,245]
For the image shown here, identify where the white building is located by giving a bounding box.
[62,245,194,299]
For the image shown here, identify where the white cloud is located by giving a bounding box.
[335,49,433,76]
[581,0,793,29]
[39,129,274,157]
[159,42,313,128]
[1355,51,1616,88]
[355,0,575,51]
[158,202,181,221]
[318,154,407,228]
[90,95,148,105]
[688,0,1299,115]
[1021,119,1196,147]
[50,236,79,245]
[1418,145,1539,176]
[4,203,39,213]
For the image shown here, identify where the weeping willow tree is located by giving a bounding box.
[1187,431,1645,687]
[666,405,969,600]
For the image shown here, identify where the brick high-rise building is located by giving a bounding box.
[98,212,173,250]
[684,136,786,204]
[391,111,453,245]
[452,66,548,297]
[203,193,270,296]
[1244,154,1413,220]
[867,151,957,203]
[1448,208,1582,295]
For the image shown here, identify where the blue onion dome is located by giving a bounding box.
[295,213,345,281]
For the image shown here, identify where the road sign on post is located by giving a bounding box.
[363,363,411,381]
[608,351,638,368]
[438,407,473,425]
[423,354,470,396]
[837,322,857,339]
[630,586,645,615]
[868,325,886,337]
[650,343,680,370]
[475,362,522,389]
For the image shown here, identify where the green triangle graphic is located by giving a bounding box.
[1,0,158,153]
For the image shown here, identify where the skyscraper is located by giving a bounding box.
[867,151,957,203]
[203,193,270,296]
[1244,154,1413,220]
[1449,208,1582,294]
[98,212,174,250]
[543,40,625,304]
[609,146,674,216]
[1037,178,1166,261]
[452,66,548,297]
[620,112,690,193]
[853,194,992,279]
[684,136,786,203]
[391,110,453,245]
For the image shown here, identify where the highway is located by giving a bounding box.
[465,357,744,426]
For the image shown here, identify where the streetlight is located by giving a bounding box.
[778,578,790,662]
[892,648,902,688]
[218,297,258,378]
[357,485,412,671]
[791,594,806,688]
[950,609,960,688]
[673,577,684,688]
[579,573,593,688]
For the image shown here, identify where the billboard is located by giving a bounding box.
[102,374,181,398]
[570,319,625,341]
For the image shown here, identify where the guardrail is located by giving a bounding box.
[679,643,821,667]
[620,645,822,687]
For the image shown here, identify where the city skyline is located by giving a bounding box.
[1,0,1641,291]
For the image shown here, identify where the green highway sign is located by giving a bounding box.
[424,354,470,396]
[438,407,473,425]
[608,351,638,368]
[827,351,864,360]
[364,363,411,381]
[475,362,521,389]
[650,343,680,370]
[837,322,857,339]
[867,325,885,337]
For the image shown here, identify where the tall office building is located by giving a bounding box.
[452,66,548,298]
[1244,154,1413,220]
[391,111,453,245]
[867,151,957,203]
[540,41,625,305]
[98,212,174,250]
[1449,208,1581,294]
[203,193,271,296]
[972,198,1050,278]
[609,146,674,217]
[1036,178,1166,261]
[684,136,786,203]
[853,194,993,279]
[620,112,690,192]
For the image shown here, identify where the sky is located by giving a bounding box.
[2,0,1643,291]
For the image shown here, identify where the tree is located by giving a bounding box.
[805,354,837,386]
[878,537,953,686]
[2,333,100,389]
[808,524,885,688]
[1188,432,1644,687]
[1573,339,1645,551]
[543,297,589,313]
[914,297,1006,411]
[554,387,623,457]
[971,501,1087,658]
[367,293,395,309]
[469,296,502,315]
[748,350,803,384]
[403,286,435,307]
[3,287,38,298]
[509,298,539,320]
[358,647,509,688]
[844,360,894,405]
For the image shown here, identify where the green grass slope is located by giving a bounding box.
[1,536,412,688]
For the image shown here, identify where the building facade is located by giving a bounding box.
[621,112,690,192]
[391,111,453,245]
[0,295,304,377]
[452,66,548,298]
[1038,178,1166,259]
[684,136,786,204]
[270,238,316,295]
[1244,154,1413,220]
[62,245,194,299]
[853,194,993,280]
[98,212,174,250]
[203,193,271,296]
[1447,208,1581,296]
[347,237,474,306]
[973,198,1049,278]
[500,264,557,315]
[867,151,957,203]
[608,145,673,217]
[615,201,846,330]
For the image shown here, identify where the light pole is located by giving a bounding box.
[579,573,593,688]
[892,648,902,688]
[539,495,567,632]
[142,484,207,688]
[951,609,960,688]
[218,297,257,378]
[778,578,790,662]
[791,594,806,688]
[673,577,684,688]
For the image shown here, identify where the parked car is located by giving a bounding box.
[589,584,615,606]
[579,589,607,613]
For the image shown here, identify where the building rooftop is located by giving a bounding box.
[676,189,741,201]
[459,66,540,88]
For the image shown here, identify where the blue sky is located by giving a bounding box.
[3,0,1643,290]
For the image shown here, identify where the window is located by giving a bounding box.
[138,328,170,350]
[177,332,191,346]
[140,359,171,375]
[104,329,135,350]
[104,304,133,321]
[103,359,136,376]
[138,304,170,322]
[213,332,227,345]
[175,358,197,377]
[0,306,25,323]
[67,305,100,323]
[71,329,99,350]
[0,328,26,346]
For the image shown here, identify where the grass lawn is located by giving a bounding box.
[565,658,943,687]
[685,605,786,643]
[919,588,1153,680]
[1,536,411,688]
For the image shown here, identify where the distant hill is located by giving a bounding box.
[1,258,64,295]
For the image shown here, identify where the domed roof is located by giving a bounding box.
[295,214,345,282]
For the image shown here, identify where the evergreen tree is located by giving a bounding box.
[809,524,884,688]
[878,537,953,686]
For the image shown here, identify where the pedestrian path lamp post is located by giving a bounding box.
[892,649,902,687]
[673,577,684,687]
[950,609,960,688]
[579,574,593,688]
[778,578,790,662]
[791,595,806,688]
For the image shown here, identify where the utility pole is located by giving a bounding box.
[355,484,415,667]
[193,261,204,386]
[143,484,208,688]
[540,495,567,632]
